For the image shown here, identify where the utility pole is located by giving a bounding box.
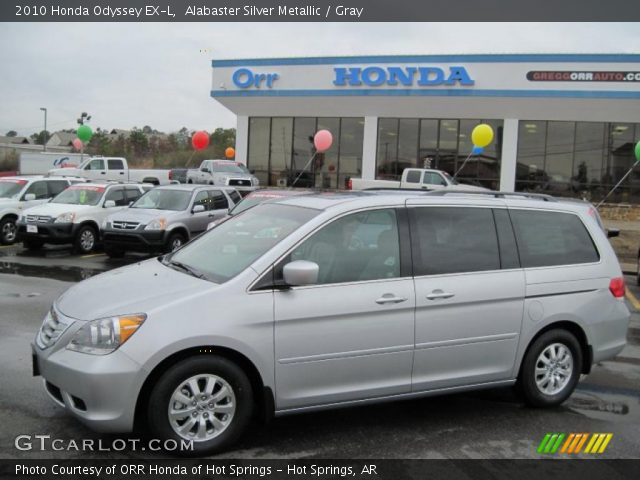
[40,107,47,151]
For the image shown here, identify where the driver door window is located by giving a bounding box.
[23,181,49,200]
[86,159,105,171]
[286,209,400,285]
[104,187,126,206]
[423,172,447,187]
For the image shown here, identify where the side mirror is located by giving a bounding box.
[192,204,205,214]
[24,193,36,201]
[607,228,620,238]
[283,260,319,286]
[104,200,116,208]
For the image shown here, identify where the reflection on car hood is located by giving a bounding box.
[23,203,95,217]
[55,258,212,320]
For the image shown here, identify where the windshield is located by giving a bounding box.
[443,172,458,185]
[0,179,27,198]
[211,162,250,174]
[167,203,318,283]
[132,189,191,211]
[51,185,105,206]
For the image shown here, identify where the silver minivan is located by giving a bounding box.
[32,191,630,455]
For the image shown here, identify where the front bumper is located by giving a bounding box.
[102,227,166,253]
[16,220,76,244]
[33,337,143,433]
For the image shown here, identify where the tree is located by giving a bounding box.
[30,130,50,145]
[210,128,236,158]
[127,128,149,158]
[86,130,111,156]
[5,130,17,137]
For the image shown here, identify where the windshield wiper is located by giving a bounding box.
[166,259,207,280]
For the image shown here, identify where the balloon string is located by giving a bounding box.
[291,152,318,187]
[596,158,640,208]
[453,152,473,179]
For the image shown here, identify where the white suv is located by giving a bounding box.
[17,182,149,253]
[0,176,82,245]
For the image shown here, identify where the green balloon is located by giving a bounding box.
[635,141,640,161]
[77,125,93,142]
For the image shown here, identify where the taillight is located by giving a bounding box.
[168,170,173,180]
[609,277,625,298]
[347,178,352,190]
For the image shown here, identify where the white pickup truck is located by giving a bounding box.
[47,156,171,185]
[348,168,489,192]
[186,159,259,195]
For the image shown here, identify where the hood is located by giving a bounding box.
[108,208,181,224]
[23,202,94,217]
[0,197,17,204]
[56,258,213,320]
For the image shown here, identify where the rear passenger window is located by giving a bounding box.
[509,210,599,267]
[210,190,229,210]
[410,207,500,275]
[108,159,124,170]
[405,170,421,183]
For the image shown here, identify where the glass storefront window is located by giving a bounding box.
[376,117,502,188]
[516,120,640,203]
[247,118,270,186]
[247,117,363,190]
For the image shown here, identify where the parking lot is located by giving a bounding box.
[1,242,640,459]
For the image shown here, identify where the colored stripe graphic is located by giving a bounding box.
[538,433,565,454]
[542,433,613,455]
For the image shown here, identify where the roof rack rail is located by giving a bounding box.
[424,190,558,202]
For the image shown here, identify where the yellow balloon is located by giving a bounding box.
[471,124,494,148]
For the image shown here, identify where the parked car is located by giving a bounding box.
[48,156,171,185]
[348,168,489,192]
[32,190,629,455]
[17,182,148,253]
[102,184,240,257]
[207,188,314,230]
[186,159,259,195]
[0,176,84,245]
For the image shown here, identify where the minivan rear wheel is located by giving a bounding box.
[147,355,253,456]
[518,329,582,407]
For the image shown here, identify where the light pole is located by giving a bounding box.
[40,107,47,151]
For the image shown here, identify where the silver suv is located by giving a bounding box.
[101,184,241,257]
[32,191,630,455]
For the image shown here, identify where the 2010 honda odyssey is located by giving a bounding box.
[32,191,630,455]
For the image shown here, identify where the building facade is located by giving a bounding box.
[211,54,640,203]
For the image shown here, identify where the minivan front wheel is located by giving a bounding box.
[518,329,582,407]
[147,356,253,456]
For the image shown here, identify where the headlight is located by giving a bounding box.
[220,176,228,184]
[67,314,146,355]
[252,177,259,186]
[54,212,75,223]
[144,218,167,230]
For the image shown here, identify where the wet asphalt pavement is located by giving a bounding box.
[1,244,639,459]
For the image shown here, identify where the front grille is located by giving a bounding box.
[26,215,51,223]
[228,179,251,187]
[112,221,139,230]
[37,308,71,349]
[103,233,143,245]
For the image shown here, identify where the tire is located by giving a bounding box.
[147,355,253,456]
[104,246,125,258]
[0,216,17,245]
[74,225,97,254]
[165,232,186,253]
[518,329,582,407]
[23,239,43,251]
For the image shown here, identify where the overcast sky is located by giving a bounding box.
[1,22,638,136]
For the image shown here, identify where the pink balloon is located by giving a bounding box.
[72,138,83,151]
[314,130,333,153]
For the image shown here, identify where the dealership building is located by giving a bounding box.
[211,54,640,202]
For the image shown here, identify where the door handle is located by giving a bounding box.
[426,290,455,300]
[375,294,407,305]
[100,171,106,174]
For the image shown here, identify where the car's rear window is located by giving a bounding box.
[509,209,599,268]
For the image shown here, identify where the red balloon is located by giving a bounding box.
[192,131,210,150]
